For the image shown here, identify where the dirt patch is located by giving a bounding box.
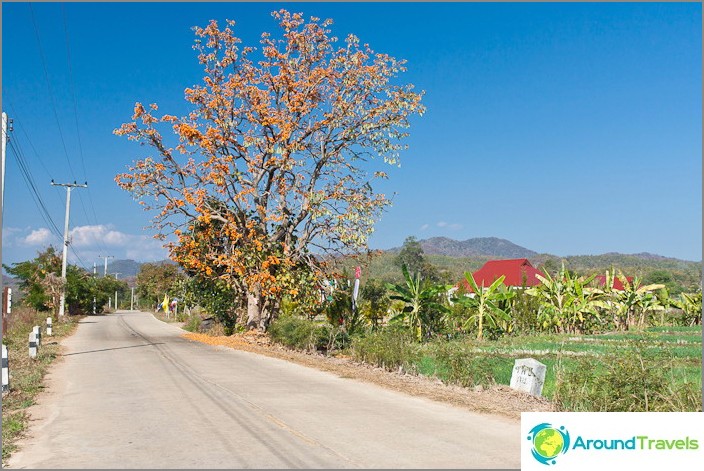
[182,331,556,421]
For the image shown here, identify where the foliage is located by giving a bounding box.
[4,247,62,313]
[387,265,449,341]
[180,274,243,333]
[136,263,185,307]
[673,291,702,326]
[349,327,419,371]
[612,273,665,329]
[394,236,439,282]
[552,340,702,412]
[427,341,513,388]
[268,315,347,352]
[359,278,391,327]
[3,247,126,315]
[454,272,514,340]
[526,264,603,334]
[115,10,425,330]
[323,285,366,335]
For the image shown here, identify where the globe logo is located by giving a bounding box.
[527,423,570,465]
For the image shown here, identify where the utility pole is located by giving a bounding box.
[51,180,87,318]
[92,262,97,315]
[113,273,121,312]
[1,112,12,339]
[99,255,114,277]
[130,287,135,311]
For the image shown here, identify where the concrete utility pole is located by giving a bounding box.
[51,181,88,318]
[131,287,135,311]
[112,273,121,312]
[98,255,114,277]
[1,112,12,339]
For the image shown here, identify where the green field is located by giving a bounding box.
[409,326,702,411]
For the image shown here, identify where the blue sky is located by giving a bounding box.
[1,2,701,270]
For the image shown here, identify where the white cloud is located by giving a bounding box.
[21,228,54,246]
[437,221,447,228]
[70,225,130,247]
[65,225,169,263]
[420,224,429,231]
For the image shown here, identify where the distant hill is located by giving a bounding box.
[388,236,538,259]
[351,237,702,292]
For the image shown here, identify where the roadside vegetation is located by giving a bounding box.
[3,13,699,458]
[136,233,702,413]
[1,306,82,465]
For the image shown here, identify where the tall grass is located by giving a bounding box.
[552,340,702,412]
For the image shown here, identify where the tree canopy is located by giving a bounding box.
[115,10,424,329]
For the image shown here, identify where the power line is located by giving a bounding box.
[28,3,76,180]
[6,138,62,238]
[61,3,88,182]
[6,133,88,269]
[60,5,108,254]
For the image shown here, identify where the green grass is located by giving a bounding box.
[1,307,82,465]
[398,327,702,410]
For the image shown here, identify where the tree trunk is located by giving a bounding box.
[246,291,261,330]
[246,289,274,331]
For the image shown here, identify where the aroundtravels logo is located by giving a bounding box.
[526,423,571,465]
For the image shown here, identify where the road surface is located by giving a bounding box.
[7,311,520,469]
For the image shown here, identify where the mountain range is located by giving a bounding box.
[388,237,539,259]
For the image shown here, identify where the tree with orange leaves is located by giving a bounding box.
[115,10,425,330]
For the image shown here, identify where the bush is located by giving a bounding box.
[552,340,702,412]
[350,327,419,371]
[268,315,347,353]
[428,340,511,388]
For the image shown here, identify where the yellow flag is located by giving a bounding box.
[161,294,169,313]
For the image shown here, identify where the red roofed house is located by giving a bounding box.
[594,275,634,291]
[456,258,543,293]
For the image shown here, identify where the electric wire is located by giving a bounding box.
[28,3,77,180]
[5,129,89,269]
[60,4,108,255]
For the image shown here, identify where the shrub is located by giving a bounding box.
[428,340,512,388]
[350,327,419,371]
[182,313,204,333]
[268,315,346,353]
[552,340,702,412]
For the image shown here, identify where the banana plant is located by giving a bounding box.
[386,264,449,341]
[615,274,664,329]
[455,272,514,340]
[673,291,702,326]
[527,263,602,334]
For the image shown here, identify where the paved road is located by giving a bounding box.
[7,311,520,469]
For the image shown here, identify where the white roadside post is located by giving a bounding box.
[28,331,37,359]
[2,344,9,393]
[33,325,42,347]
[46,317,53,336]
